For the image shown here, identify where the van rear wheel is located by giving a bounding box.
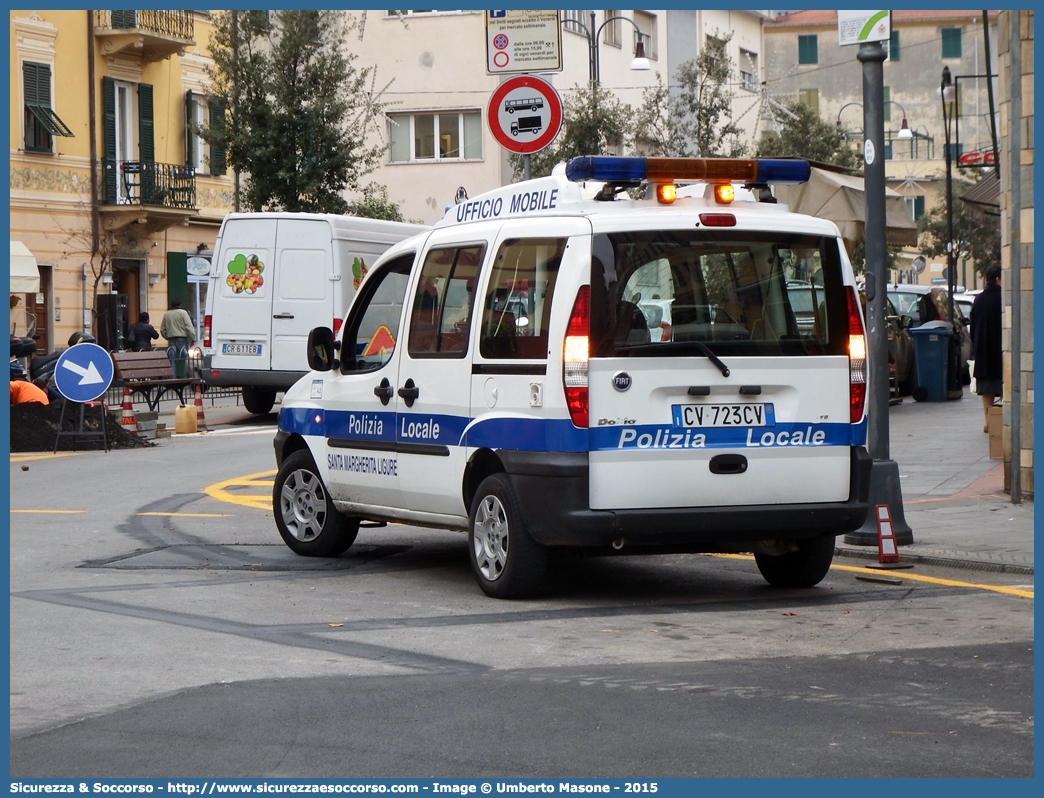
[754,534,835,588]
[469,474,547,599]
[242,385,277,415]
[274,451,359,557]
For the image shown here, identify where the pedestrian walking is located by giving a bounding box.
[160,299,195,378]
[970,264,1002,432]
[126,311,159,352]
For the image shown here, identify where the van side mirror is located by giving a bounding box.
[306,327,338,372]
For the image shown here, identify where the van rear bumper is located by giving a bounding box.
[202,356,305,390]
[500,447,872,548]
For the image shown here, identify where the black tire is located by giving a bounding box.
[242,385,277,415]
[468,473,547,599]
[754,534,836,588]
[274,450,359,557]
[912,386,928,402]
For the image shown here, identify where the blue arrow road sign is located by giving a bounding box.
[54,343,115,403]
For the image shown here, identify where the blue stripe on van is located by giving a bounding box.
[280,407,863,453]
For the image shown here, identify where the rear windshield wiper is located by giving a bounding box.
[616,340,731,377]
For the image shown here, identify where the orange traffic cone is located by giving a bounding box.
[120,387,137,435]
[193,384,208,432]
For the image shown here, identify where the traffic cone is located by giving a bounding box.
[120,388,137,435]
[193,384,208,432]
[867,504,912,570]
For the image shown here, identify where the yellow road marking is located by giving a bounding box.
[204,469,276,511]
[137,512,237,517]
[10,453,85,463]
[706,553,1034,599]
[10,509,86,514]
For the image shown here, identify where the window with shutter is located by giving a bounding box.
[888,30,900,61]
[941,27,962,59]
[23,61,73,153]
[798,35,818,65]
[208,97,227,175]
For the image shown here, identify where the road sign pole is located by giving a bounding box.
[523,155,531,181]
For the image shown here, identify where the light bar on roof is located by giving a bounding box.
[564,156,811,185]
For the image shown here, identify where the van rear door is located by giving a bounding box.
[270,218,335,373]
[210,217,277,372]
[585,228,859,511]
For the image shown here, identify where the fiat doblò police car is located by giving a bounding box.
[273,156,872,598]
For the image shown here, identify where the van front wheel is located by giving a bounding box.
[242,385,277,415]
[469,474,547,599]
[274,451,359,557]
[754,534,835,588]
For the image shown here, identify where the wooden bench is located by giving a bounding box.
[111,351,199,411]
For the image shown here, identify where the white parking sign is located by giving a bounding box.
[485,10,562,75]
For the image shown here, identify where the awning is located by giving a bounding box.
[960,172,1000,224]
[10,240,40,293]
[773,167,920,248]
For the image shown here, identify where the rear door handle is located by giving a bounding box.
[273,313,294,319]
[397,378,419,407]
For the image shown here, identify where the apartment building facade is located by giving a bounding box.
[10,10,232,355]
[355,10,768,225]
[764,10,999,286]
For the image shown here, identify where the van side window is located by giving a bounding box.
[408,245,484,357]
[340,256,414,373]
[478,238,565,360]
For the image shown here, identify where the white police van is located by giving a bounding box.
[272,156,872,598]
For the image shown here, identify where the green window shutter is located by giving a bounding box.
[883,86,891,122]
[914,196,925,220]
[889,30,900,61]
[111,10,137,29]
[208,96,226,175]
[942,27,962,59]
[166,252,191,312]
[102,76,117,203]
[138,83,154,163]
[798,35,818,65]
[23,62,73,141]
[185,91,195,168]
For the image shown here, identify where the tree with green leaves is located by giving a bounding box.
[510,81,631,180]
[917,177,1001,277]
[346,183,407,222]
[756,97,860,169]
[204,10,387,214]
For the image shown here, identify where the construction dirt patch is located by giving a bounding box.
[10,400,153,453]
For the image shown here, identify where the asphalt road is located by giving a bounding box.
[8,416,1035,778]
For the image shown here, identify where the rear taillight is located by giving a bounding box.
[846,287,867,423]
[563,286,590,428]
[333,318,343,334]
[203,315,211,348]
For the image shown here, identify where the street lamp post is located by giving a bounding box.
[940,66,962,398]
[843,40,913,546]
[836,100,914,140]
[564,12,651,84]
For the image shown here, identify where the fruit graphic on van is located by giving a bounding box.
[352,257,367,290]
[225,253,265,294]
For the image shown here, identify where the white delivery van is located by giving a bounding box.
[202,213,428,414]
[272,157,873,598]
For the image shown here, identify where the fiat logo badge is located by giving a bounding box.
[612,372,631,392]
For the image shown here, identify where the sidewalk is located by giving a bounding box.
[835,390,1034,575]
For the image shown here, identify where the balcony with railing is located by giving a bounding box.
[99,160,197,232]
[94,10,195,61]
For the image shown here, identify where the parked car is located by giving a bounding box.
[859,291,915,397]
[953,289,979,326]
[887,283,971,386]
